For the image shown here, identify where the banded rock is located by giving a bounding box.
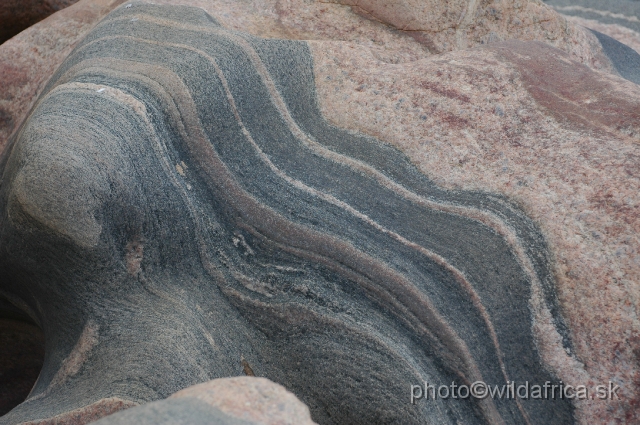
[0,0,625,155]
[0,1,638,425]
[0,0,128,155]
[1,3,576,424]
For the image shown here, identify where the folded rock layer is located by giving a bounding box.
[0,3,578,424]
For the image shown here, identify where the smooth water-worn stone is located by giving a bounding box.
[92,377,316,425]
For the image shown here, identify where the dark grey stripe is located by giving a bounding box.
[591,29,640,84]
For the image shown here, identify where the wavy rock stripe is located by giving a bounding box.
[0,3,573,424]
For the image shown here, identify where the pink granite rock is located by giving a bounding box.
[0,0,615,153]
[84,378,315,425]
[153,0,612,67]
[170,377,317,425]
[334,0,590,55]
[311,37,640,424]
[562,15,640,55]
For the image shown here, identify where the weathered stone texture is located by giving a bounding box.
[0,1,638,424]
[312,37,640,424]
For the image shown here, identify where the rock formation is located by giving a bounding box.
[92,377,316,425]
[0,0,80,44]
[0,0,638,424]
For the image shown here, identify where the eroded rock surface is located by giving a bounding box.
[1,3,576,424]
[0,0,623,154]
[0,1,638,424]
[312,35,640,425]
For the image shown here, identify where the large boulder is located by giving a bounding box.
[91,377,316,425]
[0,1,638,424]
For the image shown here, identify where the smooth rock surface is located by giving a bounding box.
[91,377,317,425]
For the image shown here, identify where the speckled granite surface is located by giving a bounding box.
[0,0,617,155]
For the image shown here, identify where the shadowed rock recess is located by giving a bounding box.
[0,0,79,44]
[0,3,575,424]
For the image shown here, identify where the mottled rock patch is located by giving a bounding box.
[312,36,640,424]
